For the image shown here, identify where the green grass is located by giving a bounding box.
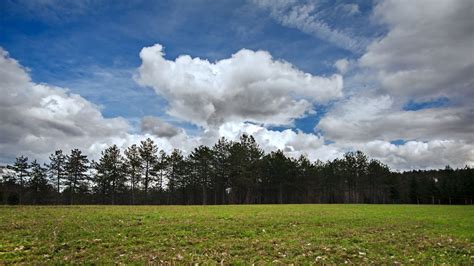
[0,205,473,264]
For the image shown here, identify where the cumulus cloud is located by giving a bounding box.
[315,94,474,169]
[0,48,201,163]
[0,46,342,165]
[358,140,474,171]
[3,0,474,173]
[0,48,135,161]
[318,95,474,142]
[359,0,474,100]
[311,0,474,170]
[218,122,342,162]
[140,116,182,138]
[134,37,473,169]
[215,120,474,170]
[136,44,343,128]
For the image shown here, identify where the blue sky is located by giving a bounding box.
[0,0,374,128]
[1,0,472,170]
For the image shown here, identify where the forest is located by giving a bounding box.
[1,135,473,205]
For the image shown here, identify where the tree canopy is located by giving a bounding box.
[1,135,472,205]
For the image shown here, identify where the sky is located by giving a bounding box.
[0,0,473,170]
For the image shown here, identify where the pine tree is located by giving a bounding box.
[409,175,419,204]
[211,137,232,204]
[167,149,186,204]
[65,149,89,205]
[29,160,50,204]
[189,145,214,205]
[138,138,158,202]
[228,134,263,204]
[94,145,124,205]
[125,144,142,204]
[152,150,168,204]
[13,155,29,204]
[46,150,66,204]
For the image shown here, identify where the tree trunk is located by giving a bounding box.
[112,179,115,205]
[144,162,149,204]
[131,175,135,205]
[70,179,75,205]
[202,185,207,205]
[214,187,217,205]
[279,183,283,204]
[19,175,23,205]
[57,169,61,205]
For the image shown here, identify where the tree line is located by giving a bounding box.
[0,135,473,205]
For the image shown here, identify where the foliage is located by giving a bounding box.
[1,134,473,205]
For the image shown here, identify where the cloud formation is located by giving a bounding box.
[360,139,474,171]
[318,95,474,143]
[359,0,474,100]
[140,116,182,138]
[218,122,341,162]
[0,48,132,161]
[334,58,349,74]
[336,4,360,16]
[0,46,341,165]
[316,96,474,169]
[315,0,474,170]
[252,0,364,52]
[1,0,473,171]
[137,44,343,128]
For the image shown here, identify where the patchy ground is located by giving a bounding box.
[0,205,473,263]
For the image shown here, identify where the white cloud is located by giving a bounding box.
[1,46,343,165]
[0,47,201,163]
[315,94,474,170]
[0,48,134,161]
[312,0,474,170]
[334,58,350,74]
[337,4,360,16]
[358,140,474,171]
[4,0,474,174]
[252,0,363,52]
[218,122,342,162]
[135,39,473,170]
[318,95,474,143]
[136,44,343,128]
[359,0,474,100]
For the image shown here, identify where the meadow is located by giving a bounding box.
[0,205,473,264]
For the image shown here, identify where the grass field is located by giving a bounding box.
[0,205,473,264]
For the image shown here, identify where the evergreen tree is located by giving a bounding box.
[3,136,473,205]
[189,145,214,205]
[46,150,66,204]
[166,149,186,204]
[94,145,125,204]
[262,150,292,204]
[138,138,158,202]
[228,135,263,204]
[29,160,50,204]
[125,144,142,204]
[65,149,89,205]
[296,155,315,203]
[151,150,168,204]
[13,155,29,204]
[154,150,168,193]
[409,175,419,204]
[211,137,232,204]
